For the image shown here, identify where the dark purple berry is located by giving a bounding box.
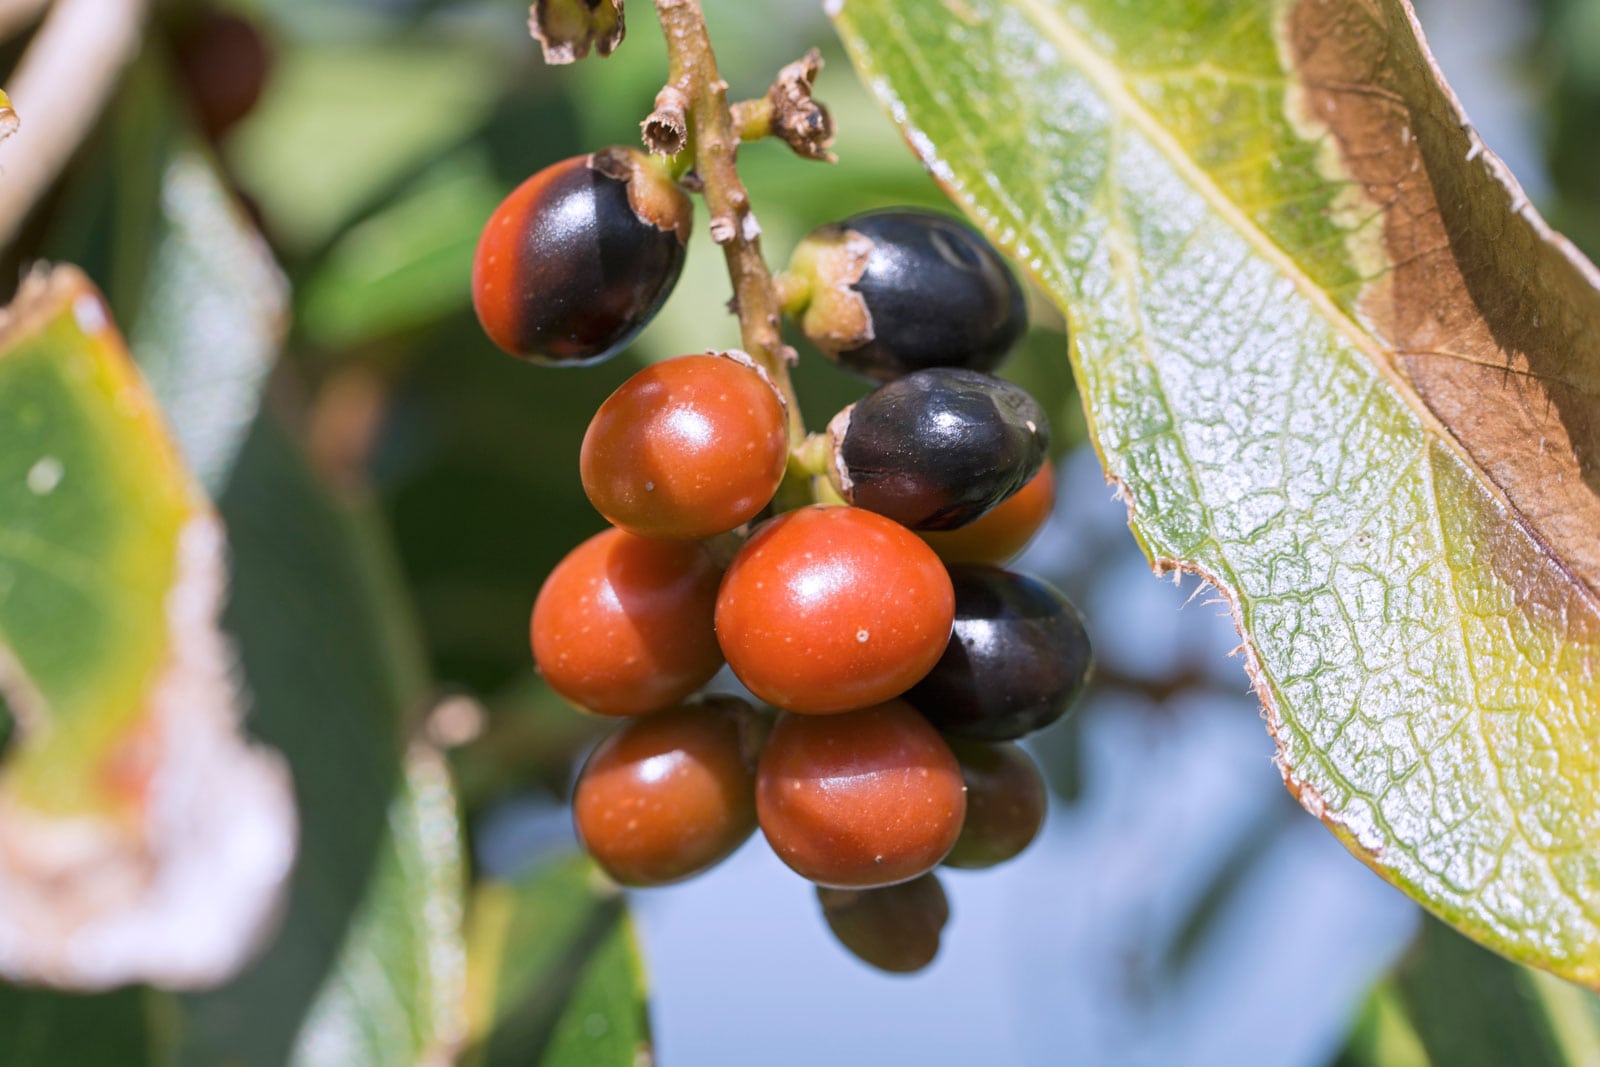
[786,208,1026,381]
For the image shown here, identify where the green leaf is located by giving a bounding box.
[1341,918,1600,1067]
[297,148,500,350]
[227,36,516,256]
[26,52,286,497]
[0,267,294,990]
[178,417,452,1065]
[833,0,1600,985]
[0,986,172,1066]
[288,744,467,1067]
[463,856,651,1067]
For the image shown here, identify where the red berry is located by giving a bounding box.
[531,527,723,716]
[943,741,1048,869]
[920,463,1054,565]
[817,873,950,974]
[715,505,955,714]
[473,148,691,364]
[581,352,788,540]
[574,698,763,886]
[756,701,966,887]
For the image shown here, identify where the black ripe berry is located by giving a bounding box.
[473,147,692,365]
[906,565,1092,741]
[831,368,1049,530]
[786,208,1026,381]
[816,873,950,975]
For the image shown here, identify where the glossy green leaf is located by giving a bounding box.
[833,0,1600,984]
[463,855,650,1067]
[0,267,294,990]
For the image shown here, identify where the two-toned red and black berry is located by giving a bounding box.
[473,147,692,364]
[782,208,1027,381]
[829,367,1049,531]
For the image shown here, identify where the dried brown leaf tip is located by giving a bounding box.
[528,0,624,65]
[767,49,835,162]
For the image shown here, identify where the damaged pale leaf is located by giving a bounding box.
[0,266,294,990]
[529,0,625,65]
[834,0,1600,985]
[0,90,15,144]
[132,148,288,497]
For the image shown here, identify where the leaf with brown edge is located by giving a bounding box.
[833,0,1600,985]
[0,265,294,990]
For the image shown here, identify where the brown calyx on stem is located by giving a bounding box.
[649,0,804,447]
[590,145,693,242]
[759,48,835,162]
[528,0,625,64]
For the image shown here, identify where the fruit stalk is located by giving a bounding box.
[650,0,806,447]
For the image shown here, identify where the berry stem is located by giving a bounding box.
[730,97,774,143]
[650,0,806,448]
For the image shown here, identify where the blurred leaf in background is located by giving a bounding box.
[463,855,648,1067]
[1534,0,1600,259]
[0,266,294,991]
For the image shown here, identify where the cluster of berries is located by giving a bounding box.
[473,146,1092,973]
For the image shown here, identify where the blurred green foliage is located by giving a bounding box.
[1535,0,1600,258]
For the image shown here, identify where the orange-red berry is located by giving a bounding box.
[574,698,763,886]
[531,527,723,716]
[756,701,966,887]
[715,505,955,714]
[581,353,788,540]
